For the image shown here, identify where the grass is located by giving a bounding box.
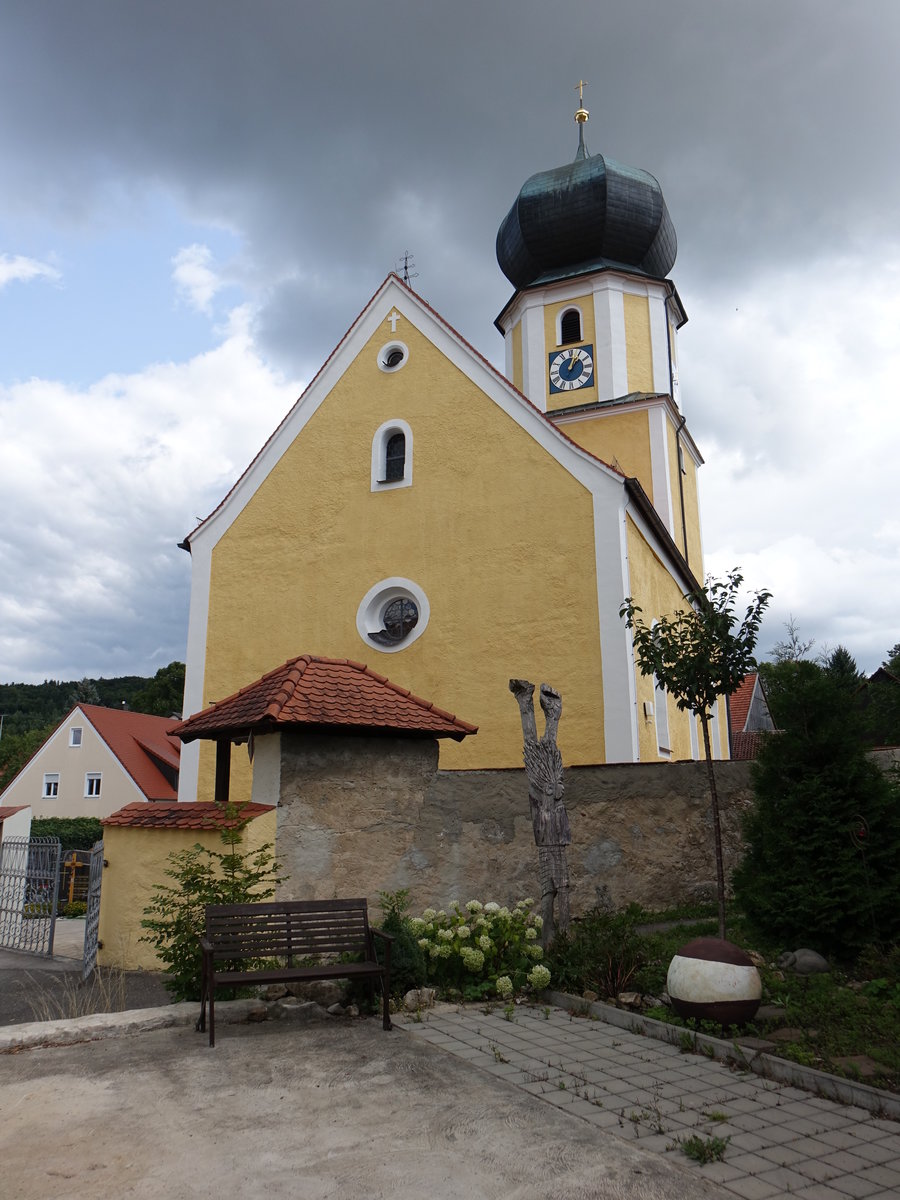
[554,903,900,1094]
[673,1133,730,1165]
[25,966,129,1022]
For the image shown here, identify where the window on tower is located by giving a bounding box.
[560,308,582,345]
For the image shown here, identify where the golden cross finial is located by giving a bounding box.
[575,79,588,104]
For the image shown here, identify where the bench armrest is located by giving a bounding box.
[371,929,395,945]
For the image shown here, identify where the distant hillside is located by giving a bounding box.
[0,662,185,738]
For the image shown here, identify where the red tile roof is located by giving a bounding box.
[102,801,274,829]
[80,705,181,801]
[170,655,478,743]
[728,673,758,735]
[730,731,766,761]
[0,806,29,821]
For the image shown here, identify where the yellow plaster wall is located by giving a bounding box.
[625,518,697,761]
[200,315,607,795]
[97,808,278,970]
[511,321,523,393]
[544,294,597,413]
[556,410,654,505]
[666,422,703,570]
[623,293,654,393]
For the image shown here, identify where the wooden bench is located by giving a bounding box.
[198,898,393,1046]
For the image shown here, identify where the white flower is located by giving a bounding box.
[417,938,430,950]
[436,943,452,958]
[409,917,426,934]
[527,964,551,990]
[465,900,483,913]
[422,908,436,921]
[498,907,511,918]
[525,927,538,940]
[456,925,471,939]
[478,935,492,952]
[484,902,501,914]
[449,900,461,911]
[527,943,543,960]
[437,928,454,942]
[496,975,514,998]
[460,946,485,972]
[533,915,543,930]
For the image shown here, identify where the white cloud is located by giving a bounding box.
[171,242,223,314]
[0,253,60,288]
[684,248,900,671]
[0,307,303,683]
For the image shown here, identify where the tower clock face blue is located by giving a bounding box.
[549,344,594,393]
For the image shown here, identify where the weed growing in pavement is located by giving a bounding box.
[672,1134,730,1165]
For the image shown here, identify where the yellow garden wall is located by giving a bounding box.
[97,807,278,970]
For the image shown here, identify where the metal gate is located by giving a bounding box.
[82,840,104,979]
[0,836,62,956]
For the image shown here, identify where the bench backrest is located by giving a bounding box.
[204,898,373,961]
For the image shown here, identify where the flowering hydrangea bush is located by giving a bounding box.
[409,899,550,999]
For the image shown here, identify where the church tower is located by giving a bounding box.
[494,89,703,571]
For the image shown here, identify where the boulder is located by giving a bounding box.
[403,987,436,1012]
[288,980,347,1007]
[776,949,830,976]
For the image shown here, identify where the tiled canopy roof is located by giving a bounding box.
[0,806,28,821]
[102,801,274,829]
[170,655,478,744]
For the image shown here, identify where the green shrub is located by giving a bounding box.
[410,899,547,999]
[377,889,427,998]
[548,904,645,999]
[140,802,282,1001]
[733,662,900,960]
[31,817,103,855]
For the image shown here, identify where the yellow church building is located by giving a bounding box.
[178,100,725,802]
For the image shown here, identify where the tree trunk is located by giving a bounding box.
[699,710,727,940]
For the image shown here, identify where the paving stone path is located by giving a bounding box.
[397,1003,900,1200]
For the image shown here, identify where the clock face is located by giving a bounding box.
[549,344,594,394]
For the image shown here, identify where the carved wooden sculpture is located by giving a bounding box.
[509,679,571,949]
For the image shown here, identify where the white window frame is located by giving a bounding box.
[653,674,672,759]
[42,772,59,799]
[356,577,430,653]
[85,772,102,798]
[370,419,413,491]
[69,726,83,747]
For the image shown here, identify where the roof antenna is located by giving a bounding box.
[574,79,590,160]
[397,250,418,287]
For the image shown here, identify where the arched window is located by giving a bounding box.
[560,308,582,345]
[371,419,413,491]
[384,432,405,482]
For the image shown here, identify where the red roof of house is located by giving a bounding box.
[102,801,274,829]
[80,705,181,801]
[730,731,766,761]
[728,673,758,735]
[170,655,478,744]
[0,806,29,821]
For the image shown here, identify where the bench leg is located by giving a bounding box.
[208,985,216,1047]
[381,973,392,1032]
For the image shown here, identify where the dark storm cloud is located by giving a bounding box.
[4,1,898,372]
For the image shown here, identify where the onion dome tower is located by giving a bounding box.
[494,86,701,568]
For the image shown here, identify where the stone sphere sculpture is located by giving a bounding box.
[666,937,762,1027]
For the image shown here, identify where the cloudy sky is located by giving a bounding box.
[1,0,898,686]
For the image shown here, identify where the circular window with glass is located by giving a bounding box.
[356,578,429,653]
[377,341,409,373]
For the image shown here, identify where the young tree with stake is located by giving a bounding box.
[620,571,771,939]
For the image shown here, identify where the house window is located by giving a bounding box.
[42,773,59,799]
[371,419,413,491]
[560,308,582,345]
[69,727,83,747]
[85,773,102,798]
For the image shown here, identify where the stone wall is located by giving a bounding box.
[275,732,754,915]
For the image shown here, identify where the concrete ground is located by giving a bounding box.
[1,1019,725,1200]
[2,928,899,1199]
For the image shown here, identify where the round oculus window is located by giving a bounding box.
[377,341,409,373]
[356,578,429,652]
